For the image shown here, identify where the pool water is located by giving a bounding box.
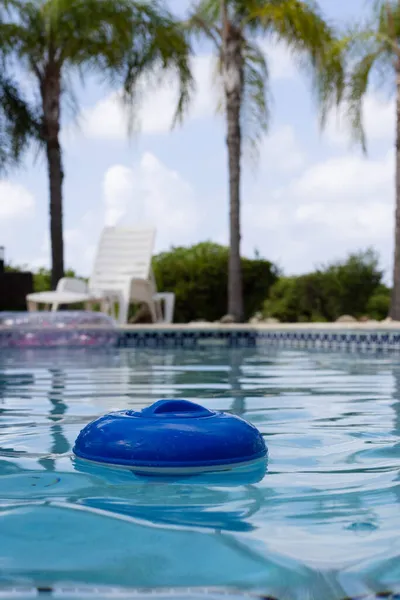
[0,347,399,599]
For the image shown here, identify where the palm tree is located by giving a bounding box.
[340,0,400,319]
[189,0,343,321]
[0,0,192,288]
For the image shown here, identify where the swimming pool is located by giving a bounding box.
[0,347,399,599]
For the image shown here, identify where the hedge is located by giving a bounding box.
[262,249,389,322]
[153,242,279,323]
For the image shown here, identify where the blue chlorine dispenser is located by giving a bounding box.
[73,399,268,477]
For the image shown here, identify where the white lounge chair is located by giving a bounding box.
[26,227,175,325]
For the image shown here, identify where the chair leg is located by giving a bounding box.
[163,295,175,324]
[100,299,108,314]
[108,297,117,320]
[148,301,158,323]
[27,300,37,312]
[118,298,130,325]
[154,298,163,322]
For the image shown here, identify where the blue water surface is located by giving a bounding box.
[0,347,399,599]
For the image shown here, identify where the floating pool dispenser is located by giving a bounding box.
[73,399,267,475]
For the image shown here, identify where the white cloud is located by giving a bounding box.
[103,165,135,225]
[19,234,50,272]
[243,150,394,276]
[326,93,394,147]
[81,38,297,142]
[23,153,206,276]
[103,152,202,250]
[82,55,217,140]
[29,142,395,281]
[260,38,296,80]
[291,152,392,206]
[87,126,304,264]
[64,211,98,272]
[260,125,306,173]
[200,124,307,248]
[27,211,99,275]
[0,180,34,219]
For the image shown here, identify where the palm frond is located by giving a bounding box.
[5,2,49,72]
[188,0,271,156]
[119,3,194,130]
[346,45,386,151]
[241,40,270,160]
[315,35,347,129]
[186,0,222,56]
[338,2,399,151]
[52,0,194,130]
[41,0,137,67]
[0,72,42,173]
[0,0,194,136]
[188,0,220,31]
[248,0,345,125]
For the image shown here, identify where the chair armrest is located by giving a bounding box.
[56,277,88,294]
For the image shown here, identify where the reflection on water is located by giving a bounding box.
[0,347,399,599]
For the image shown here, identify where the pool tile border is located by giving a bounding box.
[118,328,400,352]
[1,325,400,352]
[0,586,398,599]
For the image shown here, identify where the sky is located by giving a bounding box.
[0,0,395,281]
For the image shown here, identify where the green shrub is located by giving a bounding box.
[263,277,300,322]
[153,242,278,323]
[263,274,330,322]
[5,264,78,293]
[33,268,79,292]
[366,285,390,320]
[322,249,383,318]
[263,249,385,322]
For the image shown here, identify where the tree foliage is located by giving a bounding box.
[0,0,193,115]
[366,285,391,321]
[339,0,400,150]
[0,0,41,172]
[0,0,193,284]
[263,249,388,322]
[0,73,42,171]
[188,0,344,154]
[337,1,400,321]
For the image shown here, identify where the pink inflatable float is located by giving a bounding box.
[0,311,118,348]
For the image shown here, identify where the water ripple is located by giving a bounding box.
[0,347,399,600]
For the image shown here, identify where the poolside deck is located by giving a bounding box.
[120,320,400,330]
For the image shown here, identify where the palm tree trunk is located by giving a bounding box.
[41,68,64,290]
[222,12,244,322]
[226,94,243,321]
[390,66,400,320]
